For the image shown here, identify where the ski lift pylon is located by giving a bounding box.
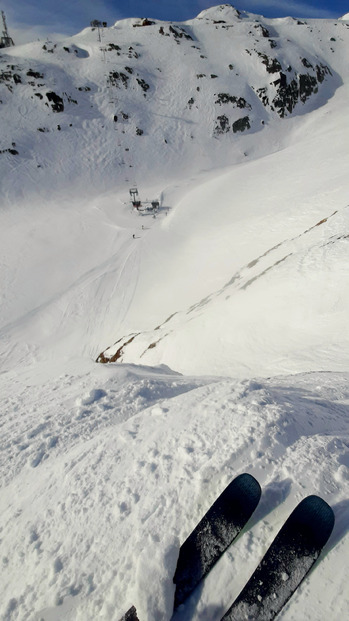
[129,187,139,201]
[129,187,141,208]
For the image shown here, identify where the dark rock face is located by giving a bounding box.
[256,87,269,107]
[45,91,64,112]
[133,18,155,27]
[215,93,251,109]
[316,63,332,83]
[272,72,299,117]
[301,57,313,69]
[0,147,18,155]
[232,116,251,133]
[213,113,251,137]
[255,60,332,118]
[277,64,331,116]
[212,91,252,136]
[108,71,130,88]
[254,24,270,38]
[136,78,149,92]
[27,69,44,79]
[214,114,230,135]
[251,48,333,118]
[257,53,282,74]
[299,73,318,102]
[168,25,193,41]
[0,65,23,88]
[106,43,121,52]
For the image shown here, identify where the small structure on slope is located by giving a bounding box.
[90,19,107,43]
[0,11,15,48]
[129,187,159,212]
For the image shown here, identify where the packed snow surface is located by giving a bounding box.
[0,5,349,621]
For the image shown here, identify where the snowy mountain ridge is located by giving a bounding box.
[1,4,348,202]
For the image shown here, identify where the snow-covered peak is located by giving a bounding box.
[196,3,244,21]
[339,12,349,20]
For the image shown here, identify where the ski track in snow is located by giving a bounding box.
[1,5,349,621]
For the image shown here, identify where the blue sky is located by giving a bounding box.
[3,1,349,44]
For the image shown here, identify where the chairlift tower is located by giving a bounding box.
[129,187,141,208]
[90,19,107,43]
[129,188,139,202]
[0,11,15,48]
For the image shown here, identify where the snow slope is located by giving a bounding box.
[1,5,347,204]
[1,365,349,621]
[98,86,349,376]
[0,5,349,621]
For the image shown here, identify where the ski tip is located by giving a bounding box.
[235,472,261,493]
[228,472,262,504]
[289,495,335,547]
[119,605,139,621]
[209,472,262,527]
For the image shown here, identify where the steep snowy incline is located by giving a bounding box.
[0,191,144,375]
[97,76,349,377]
[2,72,348,380]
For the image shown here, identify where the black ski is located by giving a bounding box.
[173,473,261,609]
[119,605,139,621]
[221,495,335,620]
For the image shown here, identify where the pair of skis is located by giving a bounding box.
[120,473,335,621]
